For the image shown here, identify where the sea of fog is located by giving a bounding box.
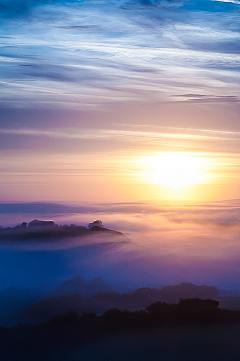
[0,200,240,292]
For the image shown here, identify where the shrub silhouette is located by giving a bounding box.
[177,298,220,323]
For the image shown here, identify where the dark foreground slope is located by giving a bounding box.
[55,323,240,361]
[1,298,240,361]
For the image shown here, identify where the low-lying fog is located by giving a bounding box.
[0,199,240,292]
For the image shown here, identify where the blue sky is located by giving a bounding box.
[1,0,240,118]
[1,0,240,110]
[1,1,240,290]
[0,1,240,204]
[0,1,240,201]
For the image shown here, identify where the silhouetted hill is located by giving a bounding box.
[159,282,219,303]
[50,276,113,298]
[1,280,238,327]
[22,282,219,324]
[2,298,240,361]
[0,220,126,242]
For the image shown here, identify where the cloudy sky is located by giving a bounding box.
[0,0,240,290]
[1,0,240,203]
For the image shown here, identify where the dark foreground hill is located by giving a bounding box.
[2,298,240,361]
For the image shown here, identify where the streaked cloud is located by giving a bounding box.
[0,0,240,109]
[0,0,240,204]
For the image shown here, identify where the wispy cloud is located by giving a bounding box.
[0,0,240,109]
[0,0,239,206]
[215,0,240,4]
[2,126,240,141]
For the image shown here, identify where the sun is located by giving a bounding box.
[140,153,206,189]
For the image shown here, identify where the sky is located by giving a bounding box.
[0,0,240,203]
[0,0,240,290]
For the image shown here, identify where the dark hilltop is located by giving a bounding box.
[0,219,126,241]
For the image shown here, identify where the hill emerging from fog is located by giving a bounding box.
[0,219,127,242]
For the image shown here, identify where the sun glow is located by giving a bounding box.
[140,153,208,189]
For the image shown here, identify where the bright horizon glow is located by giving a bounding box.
[139,153,209,190]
